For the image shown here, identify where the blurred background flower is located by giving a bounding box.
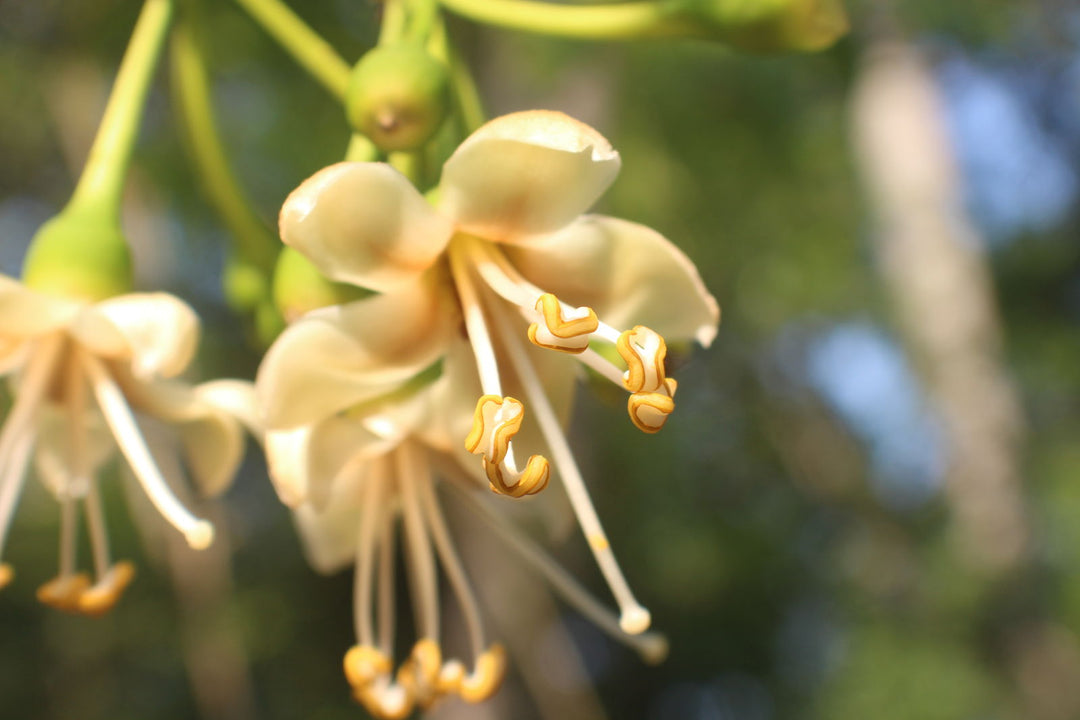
[1,1,1079,719]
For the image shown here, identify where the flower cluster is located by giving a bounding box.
[0,277,248,614]
[258,110,718,716]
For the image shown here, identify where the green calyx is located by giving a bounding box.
[669,0,849,52]
[272,246,372,323]
[345,45,451,152]
[22,207,132,301]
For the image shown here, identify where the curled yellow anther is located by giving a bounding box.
[467,396,549,498]
[397,639,443,707]
[617,326,668,393]
[0,563,12,590]
[36,573,91,613]
[527,293,598,354]
[344,645,393,688]
[77,561,136,617]
[437,660,466,695]
[628,378,678,434]
[459,644,507,703]
[353,683,414,720]
[484,453,550,498]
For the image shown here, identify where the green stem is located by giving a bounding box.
[379,0,409,45]
[68,0,174,219]
[171,8,278,272]
[437,0,673,40]
[405,0,441,45]
[233,0,351,100]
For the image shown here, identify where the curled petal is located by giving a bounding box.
[265,415,390,510]
[122,378,248,497]
[0,275,82,337]
[73,293,200,378]
[292,472,365,574]
[280,162,454,292]
[256,278,454,431]
[507,215,720,346]
[439,111,621,242]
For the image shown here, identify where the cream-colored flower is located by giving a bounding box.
[270,109,718,640]
[257,308,667,719]
[0,275,248,615]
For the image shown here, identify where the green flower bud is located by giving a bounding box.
[671,0,848,52]
[272,247,372,323]
[22,207,132,301]
[345,46,451,152]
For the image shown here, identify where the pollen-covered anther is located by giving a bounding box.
[345,646,414,720]
[397,639,443,707]
[76,561,136,617]
[0,563,12,589]
[458,644,507,703]
[628,378,678,434]
[617,325,669,393]
[466,395,550,498]
[484,453,550,498]
[527,293,598,354]
[36,573,91,613]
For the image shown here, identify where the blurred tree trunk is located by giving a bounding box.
[850,38,1029,571]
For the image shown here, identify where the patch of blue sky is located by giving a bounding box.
[806,323,945,512]
[937,54,1077,244]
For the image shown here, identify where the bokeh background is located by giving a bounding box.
[2,1,1080,718]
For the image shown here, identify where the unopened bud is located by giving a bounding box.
[346,46,451,152]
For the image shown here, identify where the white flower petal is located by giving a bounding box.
[439,111,621,242]
[73,293,200,378]
[507,215,720,346]
[0,275,82,337]
[265,417,391,510]
[280,162,454,292]
[292,466,367,575]
[122,378,247,497]
[256,278,455,431]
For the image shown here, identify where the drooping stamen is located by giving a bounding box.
[354,458,387,648]
[458,645,507,704]
[527,293,598,354]
[82,352,214,550]
[377,501,397,658]
[38,495,91,613]
[465,395,549,498]
[417,469,486,663]
[489,302,653,635]
[0,336,63,569]
[451,484,668,664]
[395,445,439,644]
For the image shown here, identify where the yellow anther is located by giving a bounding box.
[344,645,393,689]
[619,605,653,635]
[36,573,91,613]
[0,563,12,590]
[459,645,507,704]
[397,639,443,707]
[437,660,466,695]
[628,377,678,434]
[485,453,550,498]
[354,683,414,720]
[527,293,598,354]
[76,561,136,617]
[617,326,668,393]
[465,395,524,463]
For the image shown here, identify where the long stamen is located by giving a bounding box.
[0,336,63,578]
[76,475,135,616]
[448,238,504,398]
[377,502,396,657]
[354,459,386,648]
[488,301,652,635]
[417,472,485,662]
[82,352,213,550]
[84,479,111,581]
[395,445,439,642]
[451,484,668,664]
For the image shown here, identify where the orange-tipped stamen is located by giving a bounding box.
[527,293,598,354]
[459,644,507,703]
[628,378,678,434]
